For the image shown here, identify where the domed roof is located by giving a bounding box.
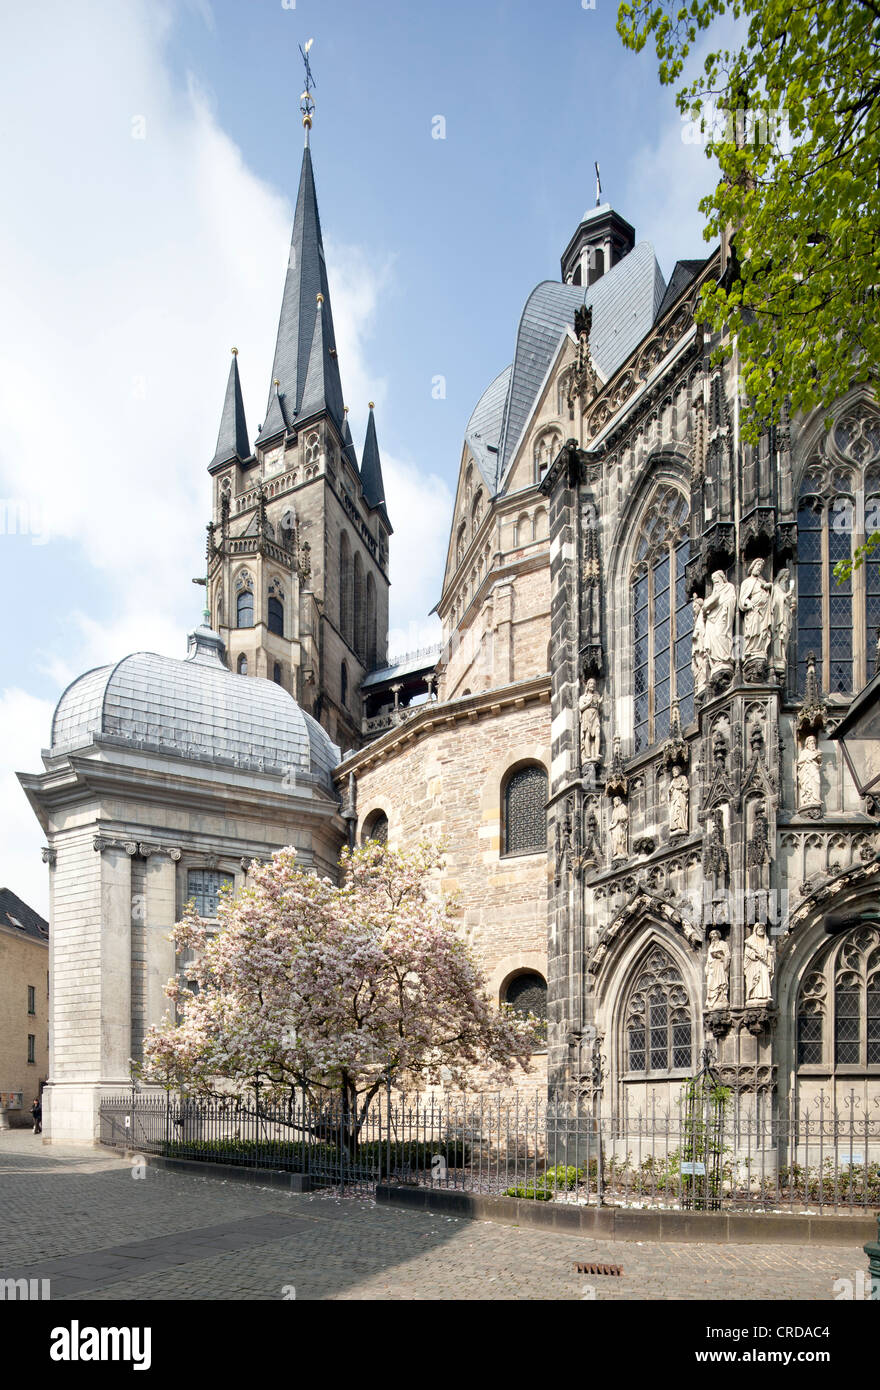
[50,625,339,791]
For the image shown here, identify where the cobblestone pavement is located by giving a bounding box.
[0,1131,870,1301]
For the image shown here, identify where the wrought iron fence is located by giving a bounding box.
[98,1086,880,1213]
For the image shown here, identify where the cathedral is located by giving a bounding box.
[20,112,880,1141]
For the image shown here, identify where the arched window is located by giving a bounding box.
[472,490,484,532]
[502,971,548,1045]
[268,596,284,636]
[363,810,388,845]
[339,532,353,646]
[796,925,880,1070]
[534,430,560,485]
[235,569,254,629]
[273,662,282,686]
[340,661,348,707]
[305,431,320,466]
[631,486,692,751]
[625,947,693,1075]
[237,654,248,676]
[353,552,364,658]
[456,522,467,569]
[503,764,548,857]
[796,412,880,694]
[365,574,377,669]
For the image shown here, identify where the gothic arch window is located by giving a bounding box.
[362,809,388,845]
[502,763,548,857]
[625,946,693,1075]
[631,486,692,751]
[273,662,283,686]
[268,596,284,636]
[340,660,348,707]
[502,971,548,1045]
[472,490,484,532]
[534,430,560,486]
[353,552,365,658]
[339,532,353,646]
[236,590,254,628]
[305,431,320,466]
[796,412,880,693]
[465,463,474,507]
[365,573,377,668]
[237,654,248,676]
[456,521,467,570]
[796,925,880,1070]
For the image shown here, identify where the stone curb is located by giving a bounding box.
[376,1183,877,1246]
[125,1149,313,1192]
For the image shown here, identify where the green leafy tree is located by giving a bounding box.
[617,0,880,457]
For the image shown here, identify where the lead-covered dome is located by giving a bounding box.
[49,625,339,790]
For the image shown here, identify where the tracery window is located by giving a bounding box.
[503,764,548,857]
[796,925,880,1070]
[625,947,693,1075]
[305,431,320,466]
[796,410,880,694]
[631,486,692,751]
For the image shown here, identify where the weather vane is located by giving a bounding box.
[595,161,602,206]
[300,38,316,134]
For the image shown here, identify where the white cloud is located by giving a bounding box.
[0,691,56,917]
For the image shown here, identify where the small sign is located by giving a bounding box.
[680,1161,706,1176]
[842,1153,864,1165]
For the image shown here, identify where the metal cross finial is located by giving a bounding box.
[300,38,316,132]
[594,161,602,206]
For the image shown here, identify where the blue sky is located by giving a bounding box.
[0,0,718,909]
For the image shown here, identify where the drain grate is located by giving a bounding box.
[574,1261,623,1277]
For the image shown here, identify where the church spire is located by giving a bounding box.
[258,47,343,445]
[360,402,391,530]
[210,348,250,468]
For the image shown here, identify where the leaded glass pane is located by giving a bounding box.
[625,949,692,1074]
[835,986,861,1064]
[187,869,234,918]
[797,1012,823,1065]
[504,765,548,855]
[868,985,880,1064]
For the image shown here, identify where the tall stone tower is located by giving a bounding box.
[205,125,391,752]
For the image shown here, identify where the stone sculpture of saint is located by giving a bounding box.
[705,930,730,1010]
[770,568,796,672]
[579,678,602,763]
[702,569,736,676]
[668,764,689,835]
[610,796,628,860]
[743,923,775,1004]
[739,557,773,662]
[797,735,822,809]
[691,595,709,694]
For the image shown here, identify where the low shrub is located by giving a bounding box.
[505,1185,553,1201]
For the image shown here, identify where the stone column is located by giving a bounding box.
[98,843,133,1083]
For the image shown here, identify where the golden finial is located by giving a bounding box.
[368,400,375,409]
[316,292,324,304]
[344,405,349,415]
[231,346,238,356]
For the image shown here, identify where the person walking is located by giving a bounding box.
[31,1096,42,1135]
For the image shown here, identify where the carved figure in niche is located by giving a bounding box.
[702,569,736,676]
[739,557,773,663]
[610,796,629,860]
[691,595,709,695]
[579,677,602,763]
[770,568,796,673]
[743,923,775,1004]
[705,929,730,1010]
[668,763,689,835]
[797,734,823,810]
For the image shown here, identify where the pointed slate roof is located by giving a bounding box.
[259,146,344,442]
[211,352,251,467]
[360,405,391,531]
[341,412,359,472]
[654,257,707,323]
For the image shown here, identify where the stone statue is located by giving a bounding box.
[770,568,796,672]
[743,923,775,1004]
[739,557,773,663]
[610,796,628,860]
[705,929,730,1010]
[668,764,689,835]
[797,734,823,810]
[579,678,602,763]
[691,595,709,694]
[702,569,736,677]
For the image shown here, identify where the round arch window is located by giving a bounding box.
[503,971,547,1044]
[362,810,388,845]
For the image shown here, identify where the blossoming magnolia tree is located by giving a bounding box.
[141,840,538,1152]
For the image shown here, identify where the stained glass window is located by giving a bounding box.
[631,489,691,751]
[503,764,548,856]
[796,927,880,1069]
[625,947,692,1074]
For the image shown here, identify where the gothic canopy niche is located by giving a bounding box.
[588,888,703,981]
